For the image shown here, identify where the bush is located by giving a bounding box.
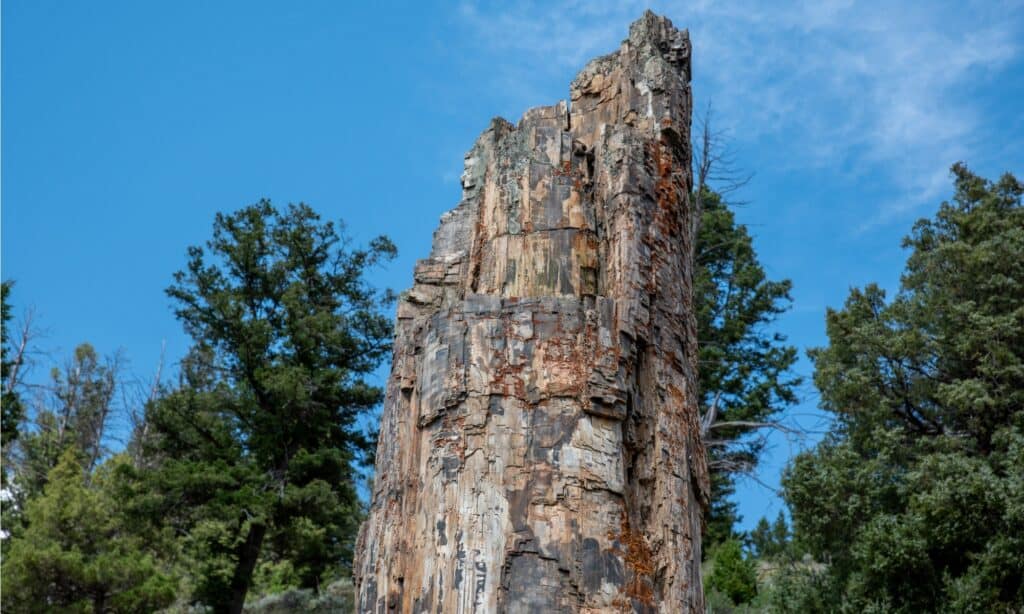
[708,539,758,605]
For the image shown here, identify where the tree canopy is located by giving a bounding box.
[2,448,177,613]
[3,166,1021,611]
[132,201,396,612]
[2,282,25,466]
[780,163,1024,611]
[14,343,120,499]
[695,187,800,545]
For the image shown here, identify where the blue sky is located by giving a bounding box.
[3,1,1022,531]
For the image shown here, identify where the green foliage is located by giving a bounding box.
[120,361,268,608]
[782,164,1024,612]
[2,281,24,456]
[2,281,25,537]
[707,539,759,605]
[695,188,800,545]
[245,577,355,613]
[766,563,836,614]
[14,343,119,499]
[1,449,177,613]
[748,512,789,560]
[808,163,1023,451]
[131,201,395,610]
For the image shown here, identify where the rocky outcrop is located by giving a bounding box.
[354,11,707,613]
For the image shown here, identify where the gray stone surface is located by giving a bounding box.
[354,11,708,612]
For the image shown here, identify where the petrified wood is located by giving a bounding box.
[354,11,708,613]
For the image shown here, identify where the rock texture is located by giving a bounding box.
[354,11,708,613]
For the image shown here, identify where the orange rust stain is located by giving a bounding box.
[553,159,573,177]
[609,513,656,608]
[490,312,532,401]
[654,136,679,216]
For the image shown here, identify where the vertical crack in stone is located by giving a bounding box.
[354,10,707,613]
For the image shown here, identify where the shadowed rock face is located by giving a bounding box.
[354,11,708,613]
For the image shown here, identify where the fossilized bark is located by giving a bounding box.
[354,11,708,613]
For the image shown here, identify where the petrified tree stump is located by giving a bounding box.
[355,11,708,613]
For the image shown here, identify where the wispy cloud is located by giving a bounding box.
[454,0,1023,227]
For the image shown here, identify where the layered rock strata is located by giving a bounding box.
[355,11,708,613]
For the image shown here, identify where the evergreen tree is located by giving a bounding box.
[2,281,25,536]
[136,201,395,612]
[748,511,789,560]
[707,538,759,606]
[782,164,1024,611]
[2,281,25,463]
[15,343,120,499]
[1,448,177,612]
[695,188,800,545]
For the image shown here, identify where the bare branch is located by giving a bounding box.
[700,394,811,466]
[85,348,126,477]
[700,392,721,438]
[690,102,755,268]
[148,340,166,405]
[4,306,39,395]
[707,420,801,435]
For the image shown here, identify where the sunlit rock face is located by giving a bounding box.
[354,11,708,613]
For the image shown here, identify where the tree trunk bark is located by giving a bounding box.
[355,11,707,612]
[227,520,267,614]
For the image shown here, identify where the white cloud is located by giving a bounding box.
[454,0,1022,227]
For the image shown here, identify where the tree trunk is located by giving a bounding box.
[92,590,106,614]
[355,11,708,612]
[227,520,266,614]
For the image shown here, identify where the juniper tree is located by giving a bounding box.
[782,164,1024,611]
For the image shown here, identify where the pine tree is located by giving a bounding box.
[15,343,120,499]
[134,201,395,612]
[2,282,24,462]
[748,511,789,560]
[2,448,177,612]
[695,188,800,545]
[707,538,758,606]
